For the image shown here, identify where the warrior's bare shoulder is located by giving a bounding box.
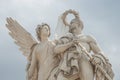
[80,34,97,44]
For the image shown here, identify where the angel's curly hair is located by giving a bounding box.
[36,23,51,41]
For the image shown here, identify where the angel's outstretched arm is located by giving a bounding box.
[54,41,73,54]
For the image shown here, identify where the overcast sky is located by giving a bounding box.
[0,0,120,80]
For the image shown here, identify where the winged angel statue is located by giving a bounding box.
[6,18,61,80]
[6,9,114,80]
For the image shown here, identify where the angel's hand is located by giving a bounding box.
[68,40,75,46]
[73,39,80,44]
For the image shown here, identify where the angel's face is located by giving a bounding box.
[40,25,50,37]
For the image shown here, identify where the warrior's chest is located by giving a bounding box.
[78,41,90,52]
[71,35,91,52]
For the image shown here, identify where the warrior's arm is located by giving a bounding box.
[28,46,37,78]
[88,35,103,54]
[88,36,114,79]
[88,35,107,64]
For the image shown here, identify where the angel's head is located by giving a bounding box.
[36,23,51,41]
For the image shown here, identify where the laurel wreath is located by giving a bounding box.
[61,9,80,26]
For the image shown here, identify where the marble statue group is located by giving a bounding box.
[6,10,114,80]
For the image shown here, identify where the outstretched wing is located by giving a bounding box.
[6,17,37,57]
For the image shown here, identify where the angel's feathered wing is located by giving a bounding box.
[6,17,37,58]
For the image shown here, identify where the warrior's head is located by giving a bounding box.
[62,9,84,35]
[69,18,83,34]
